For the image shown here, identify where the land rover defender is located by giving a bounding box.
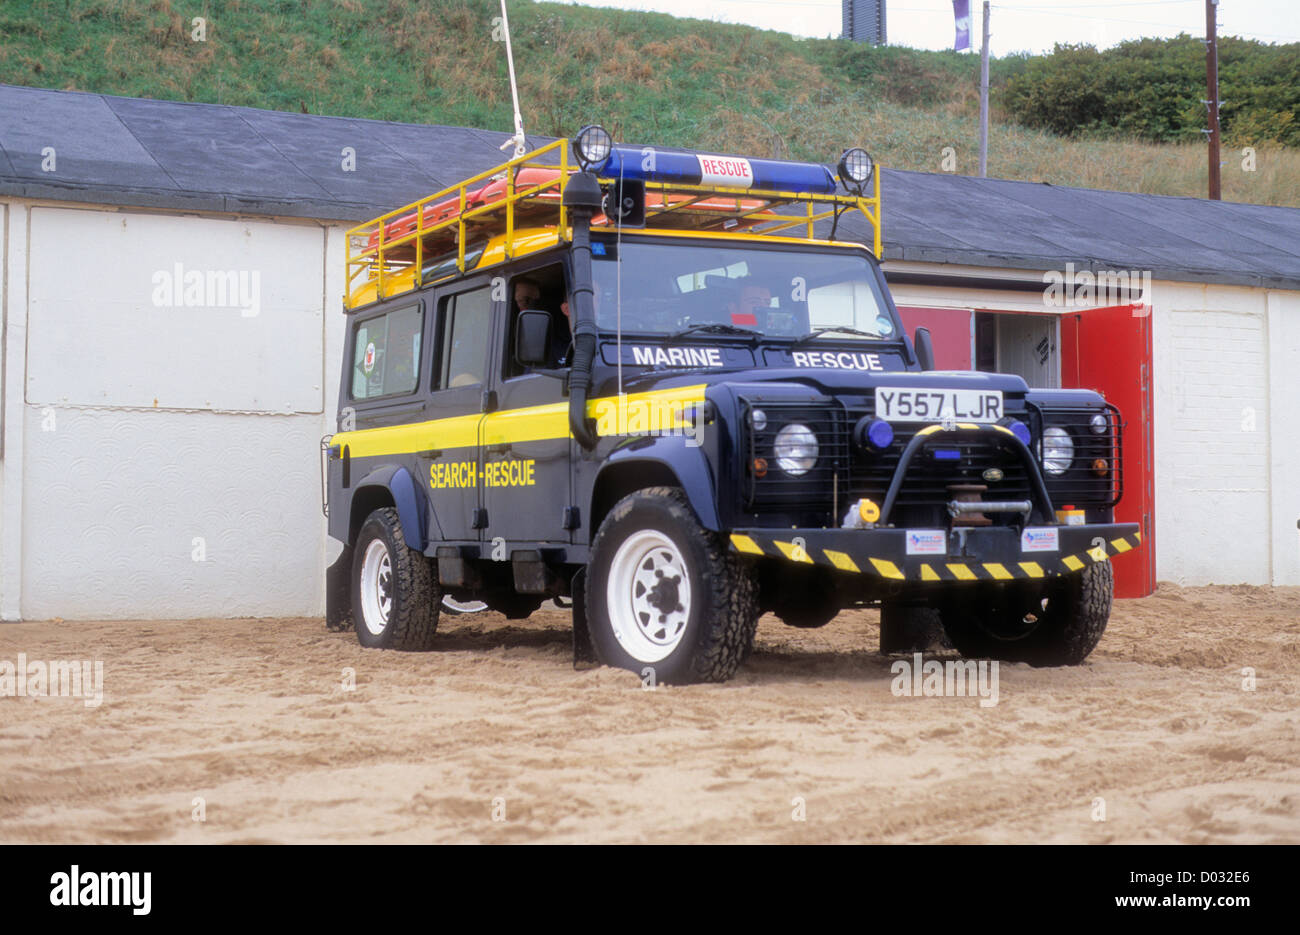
[322,126,1140,683]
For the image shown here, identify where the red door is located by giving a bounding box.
[1060,304,1154,598]
[896,306,973,369]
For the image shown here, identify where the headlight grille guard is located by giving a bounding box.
[1028,401,1125,510]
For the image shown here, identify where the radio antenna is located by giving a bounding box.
[497,0,528,158]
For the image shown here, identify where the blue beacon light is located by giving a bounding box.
[590,144,839,196]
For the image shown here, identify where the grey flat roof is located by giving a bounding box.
[3,84,1299,290]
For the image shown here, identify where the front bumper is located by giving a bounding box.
[728,523,1141,582]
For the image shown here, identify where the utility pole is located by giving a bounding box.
[1205,0,1221,199]
[979,1,990,177]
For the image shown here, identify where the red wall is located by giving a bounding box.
[896,305,973,369]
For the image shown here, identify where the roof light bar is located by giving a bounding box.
[585,142,839,195]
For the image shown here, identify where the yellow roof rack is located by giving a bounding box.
[345,137,882,310]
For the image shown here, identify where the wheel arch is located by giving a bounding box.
[349,464,428,551]
[590,444,720,540]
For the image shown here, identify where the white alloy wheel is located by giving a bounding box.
[605,530,692,663]
[359,538,393,636]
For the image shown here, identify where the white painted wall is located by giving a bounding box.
[1150,281,1298,585]
[2,199,349,619]
[1266,291,1300,587]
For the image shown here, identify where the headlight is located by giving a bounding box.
[774,424,818,475]
[1090,413,1109,434]
[750,408,767,432]
[1039,426,1075,475]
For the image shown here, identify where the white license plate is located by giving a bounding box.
[875,388,1003,423]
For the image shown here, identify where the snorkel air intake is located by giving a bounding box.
[564,170,603,450]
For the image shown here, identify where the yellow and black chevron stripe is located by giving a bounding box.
[728,530,1142,581]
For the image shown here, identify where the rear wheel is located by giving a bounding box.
[351,507,439,650]
[880,604,948,653]
[941,562,1113,666]
[587,487,759,683]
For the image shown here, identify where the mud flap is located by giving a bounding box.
[326,545,354,632]
[571,567,598,668]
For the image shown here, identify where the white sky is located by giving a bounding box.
[554,0,1300,55]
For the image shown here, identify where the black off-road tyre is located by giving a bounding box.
[351,507,439,650]
[941,561,1113,666]
[586,486,759,683]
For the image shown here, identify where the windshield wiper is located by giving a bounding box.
[792,326,882,345]
[666,322,759,344]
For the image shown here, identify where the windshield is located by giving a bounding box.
[588,238,898,340]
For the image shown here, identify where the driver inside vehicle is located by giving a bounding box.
[726,278,772,328]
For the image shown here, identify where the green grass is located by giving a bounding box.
[1,0,1296,206]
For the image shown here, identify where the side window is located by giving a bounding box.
[351,304,422,400]
[504,264,569,378]
[436,286,491,389]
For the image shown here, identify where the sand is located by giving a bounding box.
[1,583,1297,843]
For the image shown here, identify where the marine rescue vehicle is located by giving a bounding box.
[321,125,1140,683]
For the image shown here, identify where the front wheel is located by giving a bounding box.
[586,487,759,683]
[941,561,1113,666]
[351,507,439,650]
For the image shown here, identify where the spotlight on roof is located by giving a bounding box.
[837,147,875,192]
[573,125,613,171]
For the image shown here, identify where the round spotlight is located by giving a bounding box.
[838,147,875,190]
[1090,413,1109,435]
[573,125,612,170]
[750,408,768,432]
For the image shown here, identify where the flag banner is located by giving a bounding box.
[953,0,971,51]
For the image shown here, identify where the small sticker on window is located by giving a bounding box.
[363,342,376,374]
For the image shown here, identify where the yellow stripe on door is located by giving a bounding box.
[334,384,709,459]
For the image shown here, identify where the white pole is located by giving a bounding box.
[979,1,990,177]
[499,0,527,157]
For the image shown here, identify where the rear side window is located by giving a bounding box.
[437,286,491,389]
[351,304,422,400]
